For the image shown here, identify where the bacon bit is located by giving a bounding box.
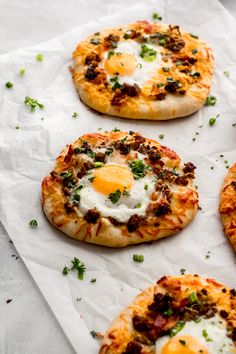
[64,145,74,163]
[154,313,167,331]
[137,20,153,33]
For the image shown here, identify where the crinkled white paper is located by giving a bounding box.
[0,0,235,352]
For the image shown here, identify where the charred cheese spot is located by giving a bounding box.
[92,165,134,195]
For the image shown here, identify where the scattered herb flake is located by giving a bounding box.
[163,309,173,317]
[72,112,79,118]
[29,219,38,228]
[88,176,95,183]
[5,81,13,89]
[232,123,236,127]
[179,339,186,346]
[152,12,162,20]
[19,68,25,75]
[15,125,20,130]
[188,292,199,304]
[170,322,185,337]
[6,299,12,304]
[62,266,69,275]
[209,117,216,126]
[189,33,199,39]
[90,38,100,45]
[36,53,43,61]
[112,127,120,132]
[130,159,149,179]
[192,49,198,54]
[180,268,186,275]
[90,278,96,283]
[94,162,104,168]
[140,44,157,62]
[135,203,142,208]
[108,189,121,204]
[133,254,144,262]
[224,70,229,78]
[159,134,164,139]
[162,66,169,72]
[202,329,213,342]
[205,95,217,106]
[70,257,86,280]
[24,96,44,112]
[144,183,148,191]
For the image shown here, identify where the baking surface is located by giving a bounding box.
[0,0,236,353]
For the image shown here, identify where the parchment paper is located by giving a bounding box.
[0,0,235,352]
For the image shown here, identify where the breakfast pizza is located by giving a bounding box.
[41,131,198,247]
[100,274,236,353]
[219,163,236,252]
[72,21,214,120]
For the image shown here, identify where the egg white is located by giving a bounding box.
[101,40,163,87]
[155,315,235,354]
[77,164,155,223]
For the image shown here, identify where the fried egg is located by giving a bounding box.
[76,161,156,223]
[155,315,235,354]
[101,40,163,87]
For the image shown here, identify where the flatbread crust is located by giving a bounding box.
[100,274,236,353]
[219,163,236,251]
[72,21,214,120]
[42,131,198,247]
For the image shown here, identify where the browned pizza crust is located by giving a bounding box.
[72,21,214,120]
[42,131,198,247]
[219,163,236,251]
[100,274,236,353]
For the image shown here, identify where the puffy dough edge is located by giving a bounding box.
[99,274,232,354]
[219,162,236,252]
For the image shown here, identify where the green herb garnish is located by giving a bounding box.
[94,162,104,168]
[144,184,148,190]
[170,322,185,337]
[108,189,121,204]
[205,95,217,106]
[19,68,25,76]
[133,254,144,262]
[135,203,142,208]
[110,76,121,90]
[163,309,173,317]
[29,219,38,228]
[188,292,199,304]
[157,82,165,87]
[202,329,213,342]
[152,12,162,20]
[72,112,79,118]
[90,278,96,283]
[130,159,149,179]
[192,49,198,54]
[180,268,186,275]
[189,71,201,78]
[24,96,44,112]
[140,44,157,62]
[88,176,95,182]
[62,266,69,275]
[5,81,13,89]
[162,66,169,72]
[189,33,199,39]
[159,134,164,139]
[179,339,186,346]
[112,127,120,132]
[224,70,229,78]
[209,117,216,126]
[36,53,43,61]
[71,257,86,280]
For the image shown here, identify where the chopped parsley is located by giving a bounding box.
[90,38,100,45]
[107,50,115,59]
[19,68,25,76]
[202,329,213,342]
[209,117,216,126]
[94,162,104,168]
[105,147,114,155]
[24,96,44,112]
[5,81,13,89]
[135,203,142,208]
[90,278,96,283]
[70,257,86,279]
[130,159,149,179]
[180,268,186,275]
[123,188,130,196]
[36,53,43,61]
[157,82,165,88]
[62,266,69,275]
[170,322,185,337]
[144,183,148,190]
[163,309,173,317]
[205,95,217,106]
[232,123,236,127]
[88,176,95,183]
[189,33,199,39]
[224,70,229,78]
[192,49,198,54]
[94,32,100,36]
[108,189,121,204]
[73,185,83,204]
[29,219,38,228]
[72,112,79,118]
[112,127,120,132]
[133,254,144,262]
[140,44,157,62]
[205,250,211,259]
[159,134,164,139]
[15,125,20,130]
[110,76,121,90]
[152,12,162,20]
[188,292,199,304]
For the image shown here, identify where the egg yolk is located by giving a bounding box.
[92,165,134,195]
[161,335,208,354]
[104,53,137,76]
